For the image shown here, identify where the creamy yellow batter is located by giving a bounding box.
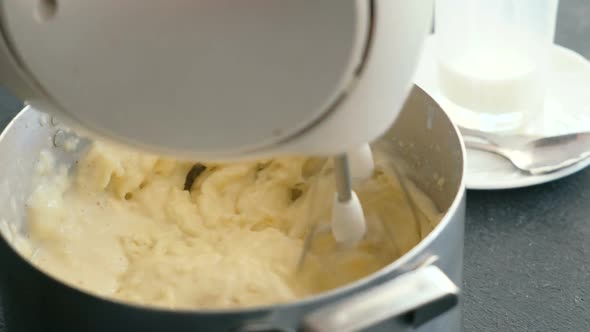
[22,141,441,309]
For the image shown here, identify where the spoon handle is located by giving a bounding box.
[462,137,499,153]
[462,137,522,170]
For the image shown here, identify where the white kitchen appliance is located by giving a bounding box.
[0,0,432,160]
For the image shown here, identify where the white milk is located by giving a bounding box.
[439,46,543,114]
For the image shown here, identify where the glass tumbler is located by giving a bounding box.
[435,0,559,132]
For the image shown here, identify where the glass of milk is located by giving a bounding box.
[435,0,559,132]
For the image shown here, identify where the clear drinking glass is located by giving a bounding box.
[435,0,559,132]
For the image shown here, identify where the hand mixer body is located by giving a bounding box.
[0,0,432,160]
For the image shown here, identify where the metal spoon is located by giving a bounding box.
[458,126,590,175]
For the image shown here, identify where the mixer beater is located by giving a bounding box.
[296,144,376,270]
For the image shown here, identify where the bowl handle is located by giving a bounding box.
[302,265,459,332]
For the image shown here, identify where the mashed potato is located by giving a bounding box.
[23,141,441,309]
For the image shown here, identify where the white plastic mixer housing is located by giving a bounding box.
[0,0,432,160]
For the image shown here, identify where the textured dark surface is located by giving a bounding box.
[1,1,590,331]
[463,1,590,331]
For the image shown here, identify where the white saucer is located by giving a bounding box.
[414,36,590,190]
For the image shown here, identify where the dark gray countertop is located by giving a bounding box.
[1,1,590,331]
[464,1,590,331]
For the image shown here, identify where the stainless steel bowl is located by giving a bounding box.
[0,86,465,332]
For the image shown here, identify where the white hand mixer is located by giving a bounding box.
[0,1,432,246]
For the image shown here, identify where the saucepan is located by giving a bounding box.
[0,86,465,332]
